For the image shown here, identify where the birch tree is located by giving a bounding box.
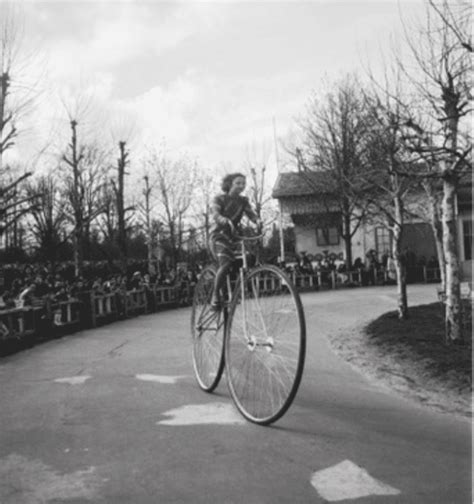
[363,91,418,319]
[399,0,472,343]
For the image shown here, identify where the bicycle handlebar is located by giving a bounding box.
[234,234,264,241]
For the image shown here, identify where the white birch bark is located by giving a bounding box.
[392,193,408,319]
[442,175,462,343]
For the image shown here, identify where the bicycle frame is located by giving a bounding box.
[192,232,306,424]
[231,235,264,344]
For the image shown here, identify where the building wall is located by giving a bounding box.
[400,223,436,260]
[294,220,437,265]
[280,192,470,276]
[294,222,374,262]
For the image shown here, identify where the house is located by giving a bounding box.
[272,171,472,280]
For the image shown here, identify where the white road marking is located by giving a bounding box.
[310,459,401,501]
[0,453,100,504]
[135,374,185,384]
[158,402,246,425]
[54,376,91,385]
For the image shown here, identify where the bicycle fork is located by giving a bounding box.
[239,247,274,353]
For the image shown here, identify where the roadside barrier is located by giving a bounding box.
[0,305,43,344]
[290,267,389,290]
[0,270,450,353]
[90,292,119,327]
[152,285,178,308]
[51,299,82,328]
[124,289,148,318]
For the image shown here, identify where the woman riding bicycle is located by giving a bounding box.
[209,172,261,309]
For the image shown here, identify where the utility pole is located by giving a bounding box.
[273,117,285,263]
[116,141,128,274]
[143,174,154,275]
[62,119,84,278]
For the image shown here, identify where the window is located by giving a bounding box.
[375,227,391,256]
[463,219,472,260]
[316,227,339,246]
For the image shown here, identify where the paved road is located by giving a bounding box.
[0,285,470,503]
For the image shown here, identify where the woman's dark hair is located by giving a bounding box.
[221,172,246,193]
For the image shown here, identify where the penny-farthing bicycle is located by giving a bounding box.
[191,235,306,425]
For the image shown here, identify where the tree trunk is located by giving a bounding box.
[342,208,353,269]
[431,215,446,290]
[204,207,210,246]
[442,175,462,344]
[424,182,446,290]
[73,209,83,278]
[392,194,408,319]
[442,84,462,344]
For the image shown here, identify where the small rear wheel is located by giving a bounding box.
[191,265,226,392]
[225,265,306,425]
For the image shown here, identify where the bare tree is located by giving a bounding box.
[0,167,35,248]
[399,125,447,291]
[95,179,118,261]
[185,170,217,261]
[243,141,277,229]
[61,119,109,277]
[0,6,41,245]
[25,172,68,267]
[0,6,39,169]
[292,75,372,269]
[147,150,197,268]
[427,0,472,53]
[398,1,472,343]
[362,89,420,319]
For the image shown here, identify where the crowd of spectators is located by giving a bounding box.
[0,260,202,312]
[275,248,440,286]
[0,248,440,312]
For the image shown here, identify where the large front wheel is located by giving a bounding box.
[191,265,226,392]
[225,265,306,425]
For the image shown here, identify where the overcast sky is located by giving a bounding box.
[5,0,425,186]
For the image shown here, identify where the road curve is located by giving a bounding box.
[0,284,470,503]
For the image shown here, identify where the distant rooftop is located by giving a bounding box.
[272,171,332,199]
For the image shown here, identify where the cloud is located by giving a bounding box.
[130,70,200,150]
[36,2,228,83]
[7,0,426,177]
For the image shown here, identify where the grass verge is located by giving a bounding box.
[328,302,472,418]
[366,303,472,393]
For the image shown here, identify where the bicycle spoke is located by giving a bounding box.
[191,266,226,392]
[226,265,306,424]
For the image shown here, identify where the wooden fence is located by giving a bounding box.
[0,265,451,352]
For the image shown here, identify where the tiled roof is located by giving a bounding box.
[272,171,332,198]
